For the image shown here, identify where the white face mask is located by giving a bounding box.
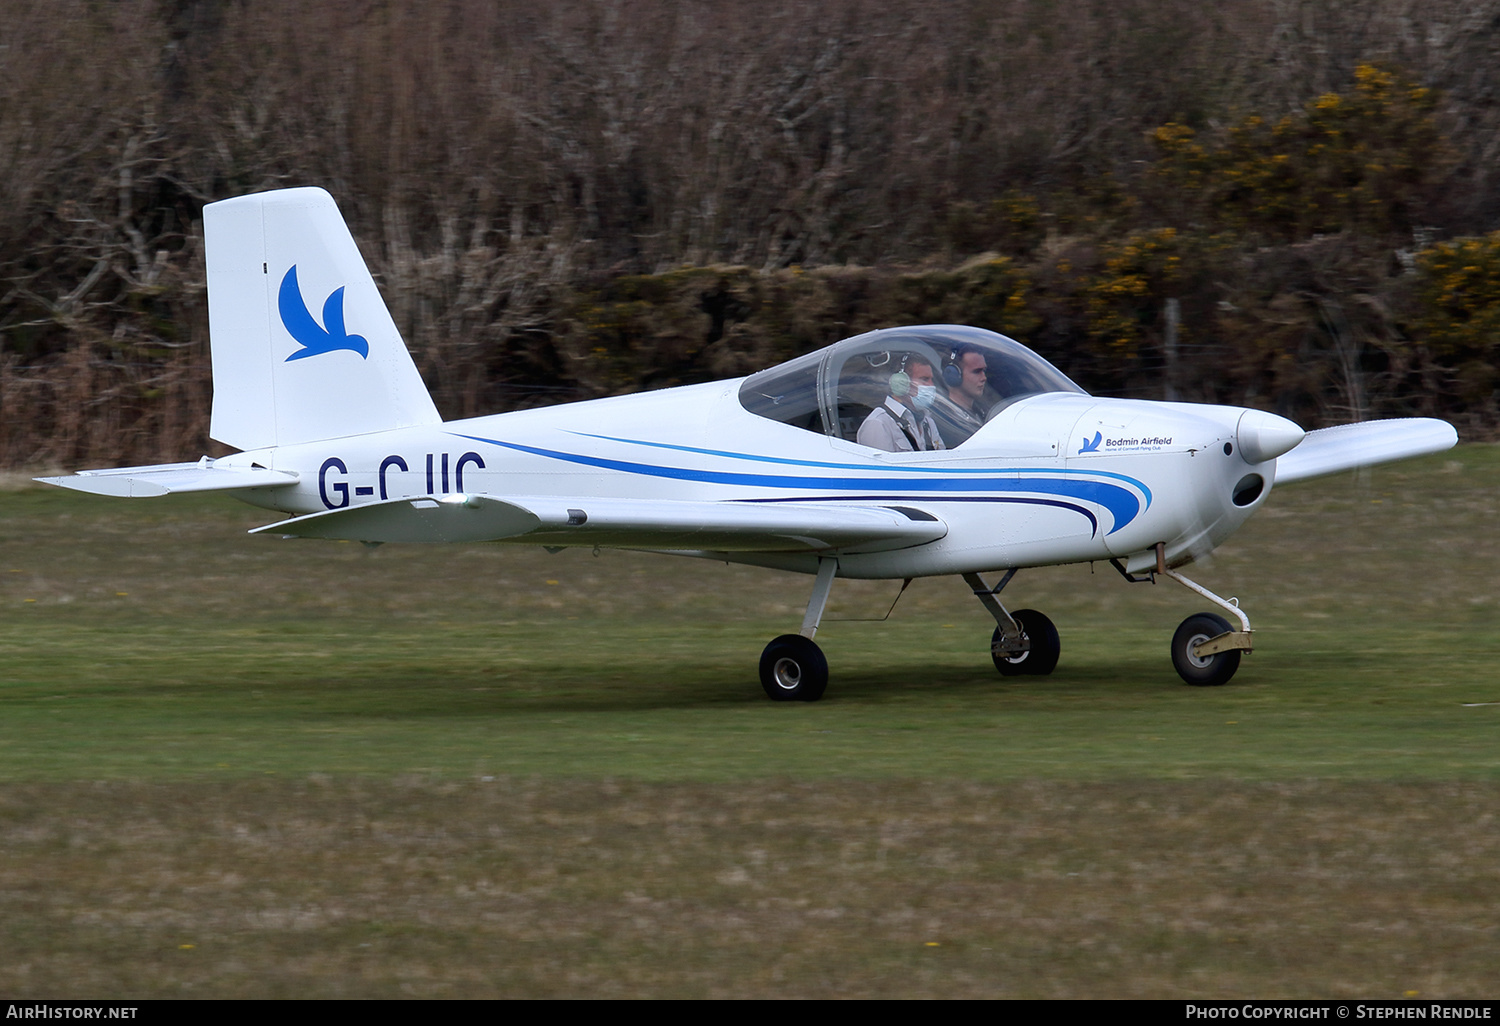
[912,384,938,409]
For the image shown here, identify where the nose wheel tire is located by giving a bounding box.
[992,608,1059,676]
[760,634,829,702]
[1171,612,1241,686]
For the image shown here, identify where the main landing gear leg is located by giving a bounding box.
[759,557,837,702]
[1154,543,1254,686]
[964,571,1060,676]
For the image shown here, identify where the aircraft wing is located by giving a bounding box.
[1274,418,1458,484]
[34,460,298,497]
[250,494,948,553]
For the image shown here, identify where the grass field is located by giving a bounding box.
[2,448,1498,997]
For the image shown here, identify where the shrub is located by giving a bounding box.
[1084,228,1188,360]
[1152,64,1445,240]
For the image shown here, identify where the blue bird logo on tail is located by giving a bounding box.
[279,265,369,362]
[1078,431,1103,454]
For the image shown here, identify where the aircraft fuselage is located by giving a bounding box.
[223,380,1287,580]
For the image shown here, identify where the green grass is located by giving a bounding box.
[3,449,1498,781]
[2,448,1499,996]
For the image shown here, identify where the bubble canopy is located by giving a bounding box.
[738,325,1086,449]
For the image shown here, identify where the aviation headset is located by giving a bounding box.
[887,352,935,398]
[943,344,980,389]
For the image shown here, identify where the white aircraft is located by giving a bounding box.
[40,188,1458,700]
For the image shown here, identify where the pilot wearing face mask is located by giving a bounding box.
[857,355,948,452]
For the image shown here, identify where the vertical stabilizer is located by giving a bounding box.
[204,188,441,450]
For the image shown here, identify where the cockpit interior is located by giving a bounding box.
[738,325,1085,450]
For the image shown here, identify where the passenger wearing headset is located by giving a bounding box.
[931,344,988,448]
[856,355,947,452]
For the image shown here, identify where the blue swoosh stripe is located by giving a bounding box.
[570,431,1152,508]
[737,494,1100,537]
[456,433,1142,534]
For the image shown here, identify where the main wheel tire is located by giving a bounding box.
[1171,612,1241,686]
[759,634,829,702]
[992,608,1060,676]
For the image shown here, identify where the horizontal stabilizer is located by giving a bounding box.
[251,494,948,552]
[1275,418,1458,484]
[35,460,298,498]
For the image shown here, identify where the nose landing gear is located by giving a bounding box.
[1135,543,1254,686]
[1170,612,1241,686]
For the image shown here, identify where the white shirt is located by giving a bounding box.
[857,396,946,452]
